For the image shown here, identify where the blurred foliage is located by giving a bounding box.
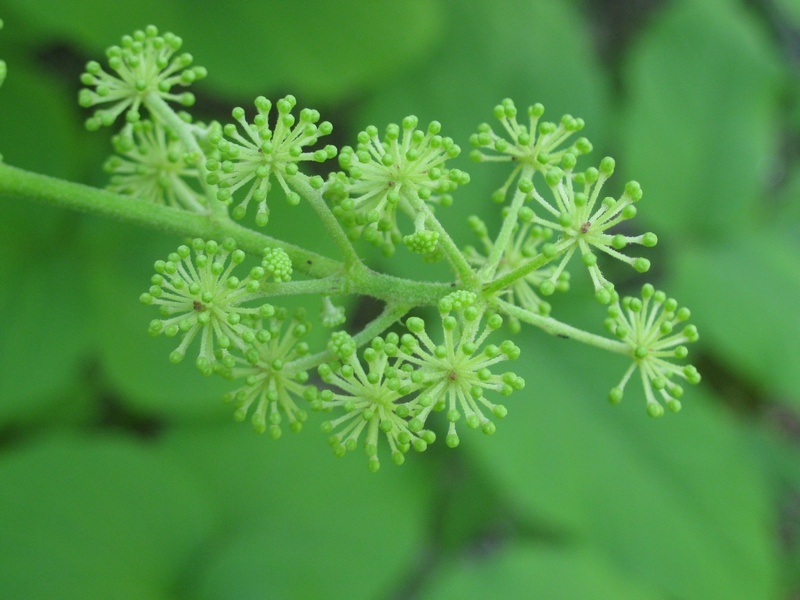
[1,0,800,598]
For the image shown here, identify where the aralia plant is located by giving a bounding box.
[0,25,701,471]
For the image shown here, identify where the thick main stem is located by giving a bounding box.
[0,163,453,307]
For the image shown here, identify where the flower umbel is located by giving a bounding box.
[314,331,435,472]
[205,95,336,226]
[469,99,592,202]
[399,292,524,448]
[528,159,657,302]
[78,25,206,130]
[104,120,205,211]
[333,116,469,255]
[606,284,701,416]
[220,306,313,438]
[140,238,272,373]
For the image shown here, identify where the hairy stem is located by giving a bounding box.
[286,302,411,372]
[288,174,362,270]
[402,188,477,288]
[497,300,629,355]
[0,164,454,306]
[257,276,350,298]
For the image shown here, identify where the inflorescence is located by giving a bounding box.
[605,284,700,417]
[206,95,336,226]
[79,25,206,130]
[330,116,470,256]
[64,26,704,470]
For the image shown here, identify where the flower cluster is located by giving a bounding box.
[398,292,524,448]
[605,284,700,416]
[78,26,206,130]
[205,96,336,226]
[140,238,284,374]
[464,212,568,324]
[312,331,436,472]
[218,307,313,438]
[331,116,470,256]
[469,98,592,202]
[104,119,205,211]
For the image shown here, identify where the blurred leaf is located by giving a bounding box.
[356,0,610,281]
[670,232,800,405]
[181,0,444,103]
[0,255,90,425]
[463,309,778,599]
[0,432,217,600]
[0,0,185,50]
[773,0,800,29]
[419,542,662,600]
[160,421,434,600]
[622,0,782,242]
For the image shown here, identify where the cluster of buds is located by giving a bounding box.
[205,96,336,226]
[78,26,206,129]
[331,116,469,256]
[605,284,700,416]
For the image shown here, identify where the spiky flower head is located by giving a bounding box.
[525,157,657,303]
[104,119,205,212]
[464,212,569,323]
[332,116,469,256]
[140,238,274,373]
[605,284,700,417]
[204,96,336,226]
[219,306,313,438]
[399,292,524,448]
[78,26,206,130]
[313,331,435,472]
[469,99,592,201]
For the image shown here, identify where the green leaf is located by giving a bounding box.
[0,432,217,600]
[621,0,783,241]
[670,232,800,404]
[464,317,778,599]
[177,0,444,103]
[420,542,662,600]
[159,421,434,599]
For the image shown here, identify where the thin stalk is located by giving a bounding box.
[144,92,227,218]
[497,300,630,355]
[288,174,362,270]
[483,239,572,296]
[286,302,411,372]
[480,164,534,280]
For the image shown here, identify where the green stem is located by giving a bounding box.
[483,239,572,296]
[480,164,533,280]
[144,92,227,218]
[0,163,454,307]
[256,276,350,298]
[286,302,411,373]
[288,174,362,270]
[402,188,477,288]
[497,300,630,355]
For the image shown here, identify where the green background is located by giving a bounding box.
[0,0,799,598]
